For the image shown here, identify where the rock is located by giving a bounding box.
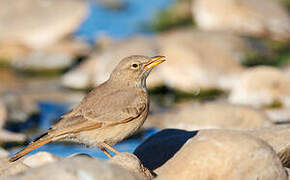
[0,69,23,94]
[0,157,30,179]
[109,152,153,180]
[45,38,91,58]
[95,0,127,10]
[286,168,290,180]
[0,101,7,128]
[62,35,160,89]
[0,43,30,64]
[0,152,60,178]
[229,66,290,108]
[145,102,272,130]
[0,0,87,49]
[134,129,198,171]
[0,130,26,142]
[1,91,38,123]
[11,51,74,73]
[134,129,287,179]
[192,0,290,40]
[156,129,287,179]
[3,156,141,180]
[0,100,26,142]
[156,29,246,92]
[264,108,290,123]
[248,125,290,168]
[22,152,60,168]
[9,38,91,73]
[0,148,9,158]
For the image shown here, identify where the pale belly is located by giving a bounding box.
[75,112,147,149]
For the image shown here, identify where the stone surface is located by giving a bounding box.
[0,101,7,128]
[3,156,141,180]
[134,129,197,171]
[0,148,9,158]
[109,152,153,180]
[0,100,26,142]
[248,125,290,168]
[1,91,38,123]
[62,35,160,89]
[22,152,60,168]
[192,0,290,40]
[0,0,87,49]
[145,102,272,130]
[9,38,91,72]
[229,66,290,107]
[0,130,26,142]
[0,157,30,179]
[264,108,290,123]
[11,51,74,72]
[134,129,287,180]
[0,152,60,178]
[156,29,246,92]
[157,130,287,179]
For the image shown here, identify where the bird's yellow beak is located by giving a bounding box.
[144,56,166,69]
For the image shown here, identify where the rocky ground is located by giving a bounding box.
[0,0,290,179]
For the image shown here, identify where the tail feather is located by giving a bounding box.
[9,135,53,162]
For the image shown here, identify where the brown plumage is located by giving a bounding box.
[9,55,165,162]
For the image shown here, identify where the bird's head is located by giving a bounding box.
[109,55,165,88]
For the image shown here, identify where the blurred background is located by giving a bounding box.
[0,0,289,159]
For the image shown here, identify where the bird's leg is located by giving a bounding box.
[101,148,113,158]
[101,142,120,155]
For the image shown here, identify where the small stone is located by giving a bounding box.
[145,102,272,130]
[0,100,26,142]
[109,152,153,180]
[229,66,290,108]
[0,101,7,128]
[0,130,26,142]
[2,92,38,123]
[264,108,290,123]
[11,51,74,73]
[3,156,141,180]
[192,0,290,40]
[0,148,9,158]
[22,152,60,168]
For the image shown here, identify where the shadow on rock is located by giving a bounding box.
[134,129,198,170]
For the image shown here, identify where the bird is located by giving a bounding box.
[9,55,165,162]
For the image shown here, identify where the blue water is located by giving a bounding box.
[75,0,173,43]
[11,130,158,159]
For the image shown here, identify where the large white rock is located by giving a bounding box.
[192,0,290,40]
[0,0,87,49]
[156,29,246,92]
[145,102,272,130]
[229,66,290,107]
[153,129,287,180]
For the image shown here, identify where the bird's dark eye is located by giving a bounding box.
[131,63,139,69]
